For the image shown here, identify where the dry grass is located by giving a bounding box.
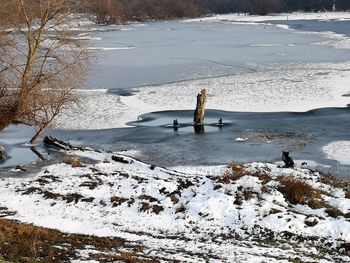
[278,176,318,205]
[63,158,83,168]
[308,197,329,210]
[0,219,139,262]
[212,162,245,184]
[90,252,154,263]
[169,194,179,204]
[175,204,186,214]
[212,163,271,186]
[139,202,164,214]
[79,181,99,190]
[111,196,128,206]
[325,207,344,218]
[0,219,160,262]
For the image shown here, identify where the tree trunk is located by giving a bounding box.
[29,120,53,144]
[30,146,46,161]
[193,89,207,125]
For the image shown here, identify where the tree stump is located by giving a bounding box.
[193,89,207,125]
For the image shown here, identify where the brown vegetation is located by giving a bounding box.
[278,176,318,205]
[87,0,200,24]
[111,196,128,206]
[212,162,271,185]
[63,158,84,168]
[139,202,164,214]
[0,219,159,262]
[211,162,245,184]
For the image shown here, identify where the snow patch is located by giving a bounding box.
[323,141,350,165]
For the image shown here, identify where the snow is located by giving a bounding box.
[185,12,350,23]
[0,150,349,261]
[323,141,350,165]
[86,46,134,51]
[186,12,350,51]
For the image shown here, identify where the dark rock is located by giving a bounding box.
[111,155,132,164]
[15,165,27,172]
[305,218,318,227]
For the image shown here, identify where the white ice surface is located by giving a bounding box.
[185,12,350,23]
[55,62,350,130]
[323,141,350,165]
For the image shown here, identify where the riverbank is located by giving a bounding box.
[0,148,349,262]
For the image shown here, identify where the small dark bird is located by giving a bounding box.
[282,151,294,168]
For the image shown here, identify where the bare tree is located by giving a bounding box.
[87,0,125,24]
[0,0,91,143]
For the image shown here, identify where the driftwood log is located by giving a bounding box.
[43,136,85,151]
[193,89,207,125]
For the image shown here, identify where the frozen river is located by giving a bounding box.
[1,17,350,176]
[86,20,350,90]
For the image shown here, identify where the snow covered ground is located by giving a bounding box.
[0,150,349,262]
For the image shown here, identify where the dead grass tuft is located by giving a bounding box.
[278,176,318,205]
[79,181,99,190]
[138,195,158,203]
[212,162,271,185]
[175,204,186,214]
[152,205,164,215]
[111,196,128,207]
[325,207,344,218]
[308,197,330,210]
[169,194,179,204]
[139,202,164,214]
[63,158,83,168]
[251,172,271,184]
[212,162,245,184]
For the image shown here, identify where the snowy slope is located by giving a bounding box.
[0,150,349,262]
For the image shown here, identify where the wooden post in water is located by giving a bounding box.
[0,146,6,160]
[193,89,207,125]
